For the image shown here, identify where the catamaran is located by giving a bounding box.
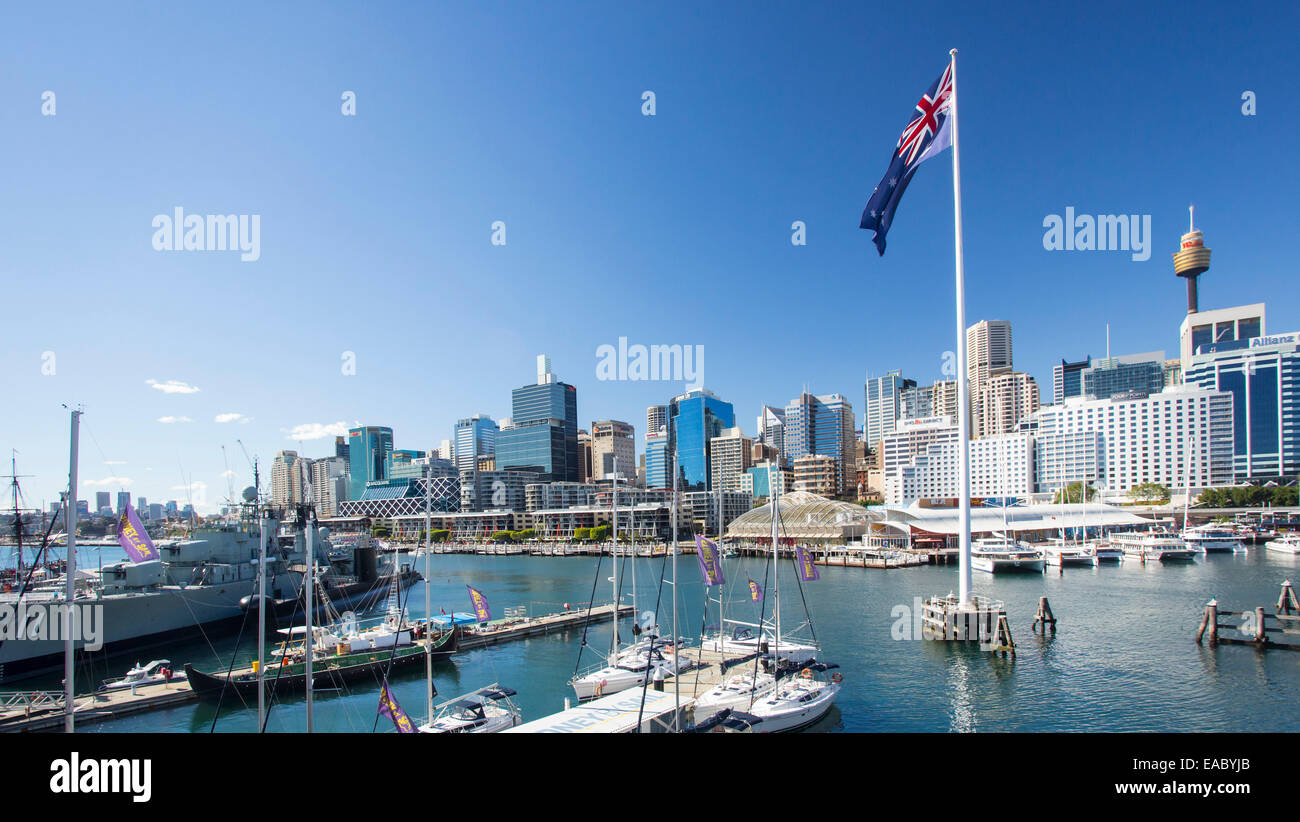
[970,536,1045,574]
[1042,538,1097,568]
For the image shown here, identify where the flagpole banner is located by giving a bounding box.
[378,678,416,733]
[695,535,725,587]
[795,546,820,582]
[116,501,160,563]
[859,61,954,255]
[747,577,764,602]
[467,584,491,623]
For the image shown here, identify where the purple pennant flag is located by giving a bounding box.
[695,536,724,587]
[378,678,416,733]
[747,577,763,602]
[795,546,819,582]
[467,585,491,623]
[116,501,159,563]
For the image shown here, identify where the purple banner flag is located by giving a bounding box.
[747,577,763,602]
[467,585,491,623]
[695,536,724,587]
[116,501,159,563]
[795,546,819,582]
[378,678,416,733]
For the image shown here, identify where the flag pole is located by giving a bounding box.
[948,47,972,608]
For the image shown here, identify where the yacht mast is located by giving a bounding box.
[610,457,619,666]
[63,406,81,734]
[304,510,315,732]
[257,510,272,730]
[770,463,781,664]
[424,464,434,723]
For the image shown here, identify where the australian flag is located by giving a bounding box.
[859,62,954,255]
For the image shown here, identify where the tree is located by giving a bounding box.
[371,522,392,538]
[574,527,591,542]
[490,530,514,542]
[1127,482,1170,504]
[1052,482,1097,504]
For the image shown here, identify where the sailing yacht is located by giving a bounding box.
[719,469,839,733]
[699,623,817,665]
[420,684,521,733]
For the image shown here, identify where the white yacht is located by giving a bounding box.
[1265,533,1300,555]
[692,670,776,721]
[1089,539,1124,563]
[97,659,185,692]
[1181,524,1247,554]
[569,643,692,701]
[970,536,1045,574]
[1112,531,1197,562]
[699,623,818,666]
[726,666,841,733]
[420,685,521,733]
[1042,539,1097,568]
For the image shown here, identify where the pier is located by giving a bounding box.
[457,602,633,649]
[1196,580,1300,652]
[0,680,198,732]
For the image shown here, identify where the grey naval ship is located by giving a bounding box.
[0,501,417,682]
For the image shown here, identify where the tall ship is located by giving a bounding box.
[0,489,418,682]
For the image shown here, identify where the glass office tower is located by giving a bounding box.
[347,426,394,500]
[495,360,579,482]
[669,389,735,492]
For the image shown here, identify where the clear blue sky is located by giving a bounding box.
[3,1,1296,512]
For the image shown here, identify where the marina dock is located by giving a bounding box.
[458,603,633,649]
[0,680,198,733]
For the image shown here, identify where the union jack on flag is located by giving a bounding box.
[859,61,955,255]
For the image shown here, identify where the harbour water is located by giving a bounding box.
[28,547,1300,733]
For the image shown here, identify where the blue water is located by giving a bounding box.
[53,549,1300,732]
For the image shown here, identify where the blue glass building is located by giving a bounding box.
[645,433,670,488]
[669,390,735,492]
[347,426,393,500]
[454,414,498,471]
[784,392,856,495]
[495,363,579,482]
[1185,331,1300,481]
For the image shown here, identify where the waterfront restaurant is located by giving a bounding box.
[725,491,880,544]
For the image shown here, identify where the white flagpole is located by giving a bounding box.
[948,48,972,608]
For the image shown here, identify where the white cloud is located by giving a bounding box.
[286,421,349,441]
[104,460,126,466]
[157,416,193,424]
[215,412,250,424]
[220,469,237,479]
[146,379,200,394]
[84,476,132,487]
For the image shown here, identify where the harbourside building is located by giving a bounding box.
[792,454,838,496]
[1019,385,1235,495]
[882,420,1034,505]
[1081,351,1167,399]
[901,379,959,422]
[459,469,539,512]
[1052,357,1091,405]
[681,490,752,536]
[525,481,597,512]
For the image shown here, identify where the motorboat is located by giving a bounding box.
[97,659,185,692]
[1042,539,1097,568]
[1265,533,1300,555]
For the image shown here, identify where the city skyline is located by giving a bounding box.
[4,1,1297,512]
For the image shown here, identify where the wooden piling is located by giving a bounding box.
[991,615,1016,658]
[1278,580,1299,616]
[1032,596,1057,635]
[1196,600,1219,644]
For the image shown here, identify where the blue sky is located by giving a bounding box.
[2,1,1297,512]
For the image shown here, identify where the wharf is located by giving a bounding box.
[457,603,633,649]
[0,680,197,732]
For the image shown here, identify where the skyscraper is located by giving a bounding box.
[96,491,111,514]
[755,406,786,455]
[669,389,735,492]
[495,355,580,482]
[864,371,916,444]
[347,426,394,500]
[646,405,668,437]
[1081,352,1167,399]
[116,491,131,515]
[784,392,856,496]
[454,414,498,472]
[967,320,1014,438]
[645,430,670,488]
[709,426,753,492]
[1052,357,1091,404]
[591,420,635,480]
[272,449,309,509]
[979,372,1040,437]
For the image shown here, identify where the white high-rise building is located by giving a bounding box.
[979,371,1040,437]
[967,319,1014,438]
[710,426,753,492]
[882,418,1033,504]
[309,456,349,517]
[271,450,310,510]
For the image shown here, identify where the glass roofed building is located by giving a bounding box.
[724,491,879,543]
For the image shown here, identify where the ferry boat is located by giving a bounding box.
[970,536,1045,574]
[1112,531,1197,562]
[1265,533,1300,555]
[1181,524,1246,553]
[1042,539,1097,568]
